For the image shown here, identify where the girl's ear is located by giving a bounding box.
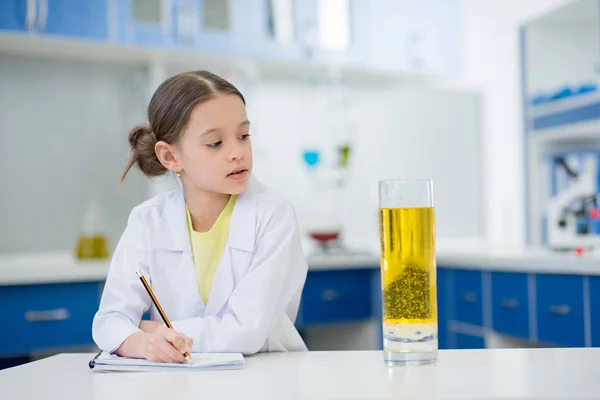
[155,141,182,174]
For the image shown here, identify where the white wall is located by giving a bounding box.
[0,62,482,256]
[246,80,483,253]
[447,0,577,248]
[0,56,149,253]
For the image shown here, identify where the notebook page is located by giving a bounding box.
[91,351,244,371]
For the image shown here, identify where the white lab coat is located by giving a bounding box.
[92,176,308,355]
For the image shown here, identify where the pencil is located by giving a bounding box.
[135,270,191,363]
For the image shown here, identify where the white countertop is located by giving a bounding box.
[2,348,600,399]
[2,238,600,285]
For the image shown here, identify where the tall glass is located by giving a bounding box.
[378,179,437,366]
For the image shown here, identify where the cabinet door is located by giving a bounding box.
[491,272,530,340]
[176,0,232,52]
[536,274,585,347]
[455,332,485,349]
[437,267,449,349]
[41,0,109,40]
[299,269,372,326]
[0,282,101,357]
[117,0,175,46]
[588,276,600,346]
[0,0,34,33]
[453,270,483,326]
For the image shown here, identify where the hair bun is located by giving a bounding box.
[124,124,166,179]
[129,125,155,149]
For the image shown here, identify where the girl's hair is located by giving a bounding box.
[120,70,245,184]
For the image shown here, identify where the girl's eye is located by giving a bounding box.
[238,134,251,140]
[207,141,222,149]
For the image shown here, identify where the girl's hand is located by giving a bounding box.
[139,320,162,333]
[143,325,193,363]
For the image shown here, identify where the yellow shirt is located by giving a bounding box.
[186,195,237,304]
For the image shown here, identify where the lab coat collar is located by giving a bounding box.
[154,177,259,253]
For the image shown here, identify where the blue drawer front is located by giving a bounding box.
[536,274,585,347]
[455,332,485,349]
[491,272,529,339]
[589,276,600,346]
[437,267,449,349]
[299,270,372,326]
[0,282,100,356]
[453,270,483,326]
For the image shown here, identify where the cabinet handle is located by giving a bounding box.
[321,289,340,301]
[501,299,519,309]
[549,305,570,316]
[25,0,37,30]
[37,0,48,30]
[461,292,477,303]
[25,308,70,322]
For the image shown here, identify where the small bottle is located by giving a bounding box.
[76,203,109,261]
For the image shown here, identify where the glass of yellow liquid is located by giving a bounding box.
[379,179,437,366]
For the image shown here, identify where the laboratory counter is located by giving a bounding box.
[2,242,600,285]
[2,348,600,399]
[0,242,600,286]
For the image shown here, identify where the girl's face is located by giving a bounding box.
[176,94,253,195]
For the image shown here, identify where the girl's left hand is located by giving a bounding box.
[139,320,162,333]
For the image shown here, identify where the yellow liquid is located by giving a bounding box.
[380,207,437,325]
[76,235,110,260]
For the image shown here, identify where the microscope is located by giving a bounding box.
[546,155,600,251]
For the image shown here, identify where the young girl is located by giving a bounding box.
[92,70,308,363]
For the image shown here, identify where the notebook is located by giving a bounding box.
[88,351,244,372]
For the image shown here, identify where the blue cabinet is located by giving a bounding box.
[589,276,600,346]
[491,272,530,340]
[0,0,32,32]
[42,0,109,40]
[371,269,383,349]
[452,269,483,326]
[0,0,109,40]
[437,267,449,349]
[176,0,237,54]
[455,332,485,349]
[536,274,585,347]
[116,0,175,46]
[297,269,372,327]
[116,0,262,54]
[0,282,101,357]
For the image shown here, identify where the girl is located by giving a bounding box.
[92,70,308,363]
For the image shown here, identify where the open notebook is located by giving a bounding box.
[88,351,244,372]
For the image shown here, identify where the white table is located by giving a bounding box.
[2,348,600,399]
